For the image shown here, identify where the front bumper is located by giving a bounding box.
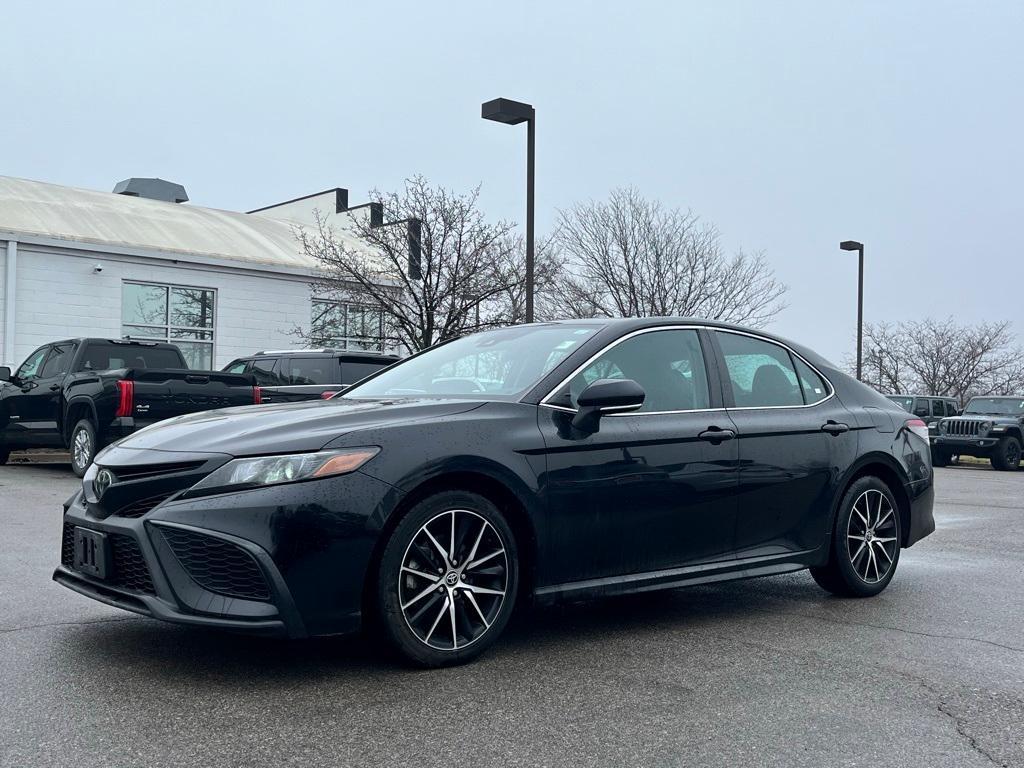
[55,494,307,637]
[54,464,400,637]
[931,435,1000,455]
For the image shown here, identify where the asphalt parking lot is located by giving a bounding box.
[1,462,1022,768]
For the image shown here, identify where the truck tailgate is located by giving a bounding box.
[125,368,256,422]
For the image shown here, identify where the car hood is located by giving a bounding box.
[113,397,488,456]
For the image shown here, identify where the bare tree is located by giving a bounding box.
[297,176,522,352]
[551,188,786,326]
[852,318,1024,403]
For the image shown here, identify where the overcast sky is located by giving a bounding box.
[3,1,1022,363]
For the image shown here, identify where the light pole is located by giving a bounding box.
[840,240,865,381]
[482,97,535,323]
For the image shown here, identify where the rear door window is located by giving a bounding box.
[249,358,283,386]
[340,361,388,385]
[716,332,803,408]
[279,357,337,385]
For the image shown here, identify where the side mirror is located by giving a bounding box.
[0,366,10,382]
[572,378,645,432]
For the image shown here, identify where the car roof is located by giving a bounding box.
[45,338,178,348]
[246,349,399,360]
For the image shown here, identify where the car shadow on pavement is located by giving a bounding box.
[57,572,829,680]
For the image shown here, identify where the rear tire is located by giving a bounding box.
[990,437,1021,471]
[69,419,97,477]
[810,476,901,598]
[376,490,518,667]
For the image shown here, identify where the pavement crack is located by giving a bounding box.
[766,609,1024,654]
[936,701,1007,767]
[0,616,142,635]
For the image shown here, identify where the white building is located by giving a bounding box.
[0,176,405,371]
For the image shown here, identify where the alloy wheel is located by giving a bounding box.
[72,428,92,470]
[846,489,898,584]
[399,509,508,651]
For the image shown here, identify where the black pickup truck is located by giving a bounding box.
[0,338,258,475]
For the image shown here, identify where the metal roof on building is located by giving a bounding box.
[0,175,368,271]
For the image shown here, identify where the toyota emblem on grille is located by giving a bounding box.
[94,468,115,498]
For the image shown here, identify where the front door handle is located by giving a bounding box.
[699,426,736,444]
[49,384,61,391]
[822,420,850,436]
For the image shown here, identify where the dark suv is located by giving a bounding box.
[932,396,1024,470]
[223,349,399,404]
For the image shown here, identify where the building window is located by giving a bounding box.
[311,300,385,352]
[122,281,216,369]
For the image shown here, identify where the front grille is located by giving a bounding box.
[105,461,206,481]
[160,528,271,601]
[112,492,176,519]
[60,523,155,595]
[945,420,980,437]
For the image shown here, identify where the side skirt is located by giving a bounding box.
[532,549,822,605]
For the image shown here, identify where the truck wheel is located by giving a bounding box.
[69,419,98,477]
[990,436,1021,471]
[0,447,9,465]
[930,449,950,467]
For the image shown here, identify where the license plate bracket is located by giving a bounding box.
[73,527,110,580]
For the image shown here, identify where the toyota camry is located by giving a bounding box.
[55,319,935,666]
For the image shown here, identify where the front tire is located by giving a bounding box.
[990,436,1021,471]
[810,476,901,598]
[376,490,519,667]
[0,446,9,465]
[930,448,950,467]
[69,419,97,477]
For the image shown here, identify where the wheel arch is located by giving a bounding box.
[360,464,541,627]
[830,453,914,547]
[63,398,98,444]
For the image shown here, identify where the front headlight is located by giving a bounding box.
[937,420,946,434]
[187,447,380,496]
[979,420,993,435]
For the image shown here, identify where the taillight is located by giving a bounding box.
[320,391,339,400]
[115,380,134,418]
[905,418,929,442]
[253,386,262,404]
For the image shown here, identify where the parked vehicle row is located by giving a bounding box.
[222,348,399,403]
[54,319,935,666]
[0,339,258,475]
[0,340,400,475]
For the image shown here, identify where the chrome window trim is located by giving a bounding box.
[535,324,836,416]
[712,328,835,410]
[537,325,719,416]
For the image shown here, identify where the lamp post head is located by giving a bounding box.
[481,98,535,125]
[839,240,864,252]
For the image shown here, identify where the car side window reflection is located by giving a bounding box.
[16,346,50,381]
[560,329,711,413]
[716,332,804,408]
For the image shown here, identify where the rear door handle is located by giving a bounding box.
[822,421,850,435]
[699,426,736,443]
[49,384,61,391]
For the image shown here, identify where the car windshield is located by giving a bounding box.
[962,397,1024,416]
[342,324,600,399]
[886,396,914,412]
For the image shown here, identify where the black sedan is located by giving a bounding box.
[54,319,935,666]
